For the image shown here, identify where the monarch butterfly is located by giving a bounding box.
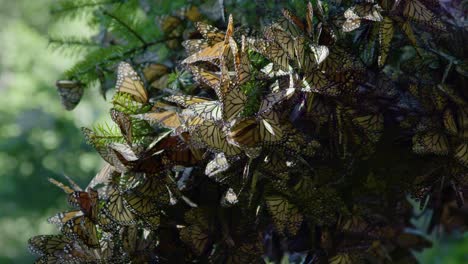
[183,39,210,55]
[271,24,327,71]
[378,17,394,67]
[179,225,211,256]
[325,47,363,74]
[163,142,203,167]
[48,177,99,220]
[292,36,310,71]
[342,3,383,32]
[122,226,140,253]
[56,80,84,111]
[454,143,468,167]
[142,63,169,83]
[97,210,118,232]
[196,21,225,43]
[265,195,303,235]
[46,210,99,248]
[261,63,291,78]
[182,15,234,65]
[122,226,156,254]
[443,107,468,139]
[312,0,338,45]
[123,191,160,217]
[191,119,242,156]
[281,8,306,35]
[444,108,459,135]
[182,41,228,65]
[205,152,229,177]
[106,137,170,173]
[61,213,100,248]
[68,188,99,220]
[116,62,148,103]
[188,66,222,91]
[164,95,223,121]
[178,131,205,160]
[183,101,223,121]
[28,235,87,261]
[317,47,364,94]
[156,134,204,166]
[222,242,265,264]
[229,36,251,86]
[258,88,296,115]
[409,83,448,111]
[264,24,296,60]
[309,44,330,66]
[412,131,449,155]
[135,110,183,130]
[110,108,132,145]
[247,37,291,72]
[109,142,139,163]
[302,71,341,96]
[221,86,247,121]
[82,127,129,173]
[280,2,315,39]
[181,5,202,22]
[338,214,369,233]
[102,186,136,225]
[87,163,116,190]
[321,46,365,78]
[179,209,213,253]
[165,95,211,108]
[127,175,171,204]
[28,235,72,255]
[182,20,225,53]
[157,15,182,35]
[229,111,285,148]
[402,0,446,30]
[329,253,358,264]
[352,112,384,142]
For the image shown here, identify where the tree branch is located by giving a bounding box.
[102,10,147,45]
[51,0,118,15]
[67,37,178,80]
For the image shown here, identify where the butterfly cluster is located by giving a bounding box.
[31,0,467,263]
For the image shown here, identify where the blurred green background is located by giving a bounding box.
[0,0,109,262]
[0,0,466,263]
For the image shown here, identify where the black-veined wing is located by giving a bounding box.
[116,62,148,104]
[102,186,136,225]
[191,119,242,156]
[412,131,449,155]
[265,195,303,236]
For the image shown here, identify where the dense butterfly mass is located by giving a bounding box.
[31,0,467,263]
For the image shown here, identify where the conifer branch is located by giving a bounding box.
[48,37,100,48]
[67,37,177,81]
[51,0,117,16]
[102,10,147,45]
